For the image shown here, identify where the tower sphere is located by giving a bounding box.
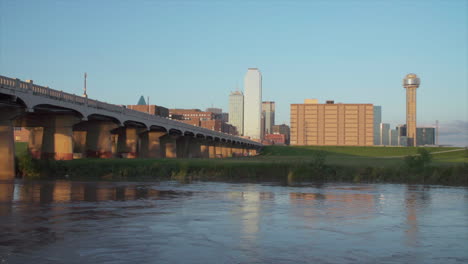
[403,73,420,88]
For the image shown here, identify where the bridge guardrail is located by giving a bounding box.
[0,75,260,146]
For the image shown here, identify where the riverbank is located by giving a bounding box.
[15,144,468,186]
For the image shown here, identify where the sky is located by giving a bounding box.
[1,0,467,146]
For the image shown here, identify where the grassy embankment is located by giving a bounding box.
[14,142,468,185]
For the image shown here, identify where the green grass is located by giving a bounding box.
[13,144,468,186]
[261,145,461,157]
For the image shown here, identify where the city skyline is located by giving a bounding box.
[1,0,466,146]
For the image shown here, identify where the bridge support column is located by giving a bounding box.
[139,131,166,158]
[176,136,191,158]
[208,141,216,158]
[232,145,242,157]
[222,144,232,158]
[116,127,144,158]
[200,141,209,158]
[86,121,119,158]
[215,142,223,158]
[189,138,202,158]
[73,129,87,159]
[41,115,81,160]
[161,134,177,158]
[27,127,43,159]
[0,109,21,181]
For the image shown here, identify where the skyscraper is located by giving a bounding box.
[228,91,244,135]
[403,73,420,146]
[373,106,381,145]
[243,68,262,140]
[380,123,390,145]
[262,101,275,135]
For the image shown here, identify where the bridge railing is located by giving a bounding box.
[0,75,258,145]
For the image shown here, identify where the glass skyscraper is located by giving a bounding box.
[228,91,244,135]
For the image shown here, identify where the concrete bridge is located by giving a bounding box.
[0,75,262,180]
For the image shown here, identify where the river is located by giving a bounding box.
[1,180,467,263]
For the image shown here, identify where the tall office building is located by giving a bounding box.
[228,91,244,135]
[380,123,390,145]
[403,73,421,146]
[417,127,435,146]
[390,129,398,146]
[373,106,382,145]
[243,68,262,140]
[262,101,275,135]
[290,100,374,146]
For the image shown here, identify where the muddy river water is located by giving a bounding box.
[1,180,467,263]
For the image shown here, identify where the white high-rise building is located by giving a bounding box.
[228,91,244,135]
[243,68,262,140]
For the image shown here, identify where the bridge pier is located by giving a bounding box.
[200,141,209,158]
[116,127,145,158]
[222,144,232,158]
[176,136,190,158]
[40,115,81,160]
[0,108,22,180]
[72,129,87,159]
[161,134,177,158]
[139,131,166,158]
[27,127,44,159]
[189,138,202,158]
[86,121,119,158]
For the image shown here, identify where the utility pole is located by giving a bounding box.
[83,72,88,98]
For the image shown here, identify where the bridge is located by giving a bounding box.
[0,75,262,180]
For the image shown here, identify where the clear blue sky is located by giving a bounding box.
[1,0,467,145]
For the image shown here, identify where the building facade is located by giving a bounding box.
[272,124,290,145]
[229,91,244,135]
[243,68,262,140]
[417,127,435,146]
[380,123,390,145]
[290,100,374,146]
[127,105,169,118]
[262,101,275,135]
[373,106,382,145]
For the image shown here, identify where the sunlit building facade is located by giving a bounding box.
[290,100,374,146]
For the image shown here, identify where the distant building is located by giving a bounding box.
[169,109,236,135]
[264,134,287,145]
[137,95,146,105]
[229,91,244,135]
[390,129,398,146]
[373,106,382,145]
[272,124,290,145]
[206,107,222,114]
[127,104,169,118]
[290,99,373,146]
[417,127,435,146]
[262,101,275,135]
[396,124,407,146]
[244,68,262,140]
[380,123,390,145]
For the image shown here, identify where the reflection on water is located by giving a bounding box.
[0,180,467,264]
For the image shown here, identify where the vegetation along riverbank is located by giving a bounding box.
[15,143,468,186]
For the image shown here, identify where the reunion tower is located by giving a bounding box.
[403,73,420,146]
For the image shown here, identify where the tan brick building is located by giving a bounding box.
[290,100,374,146]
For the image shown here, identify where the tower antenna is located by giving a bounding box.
[83,72,88,98]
